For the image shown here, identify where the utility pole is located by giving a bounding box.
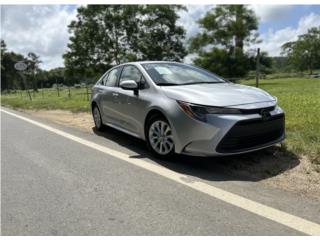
[256,48,260,88]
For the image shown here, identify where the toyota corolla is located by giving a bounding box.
[91,61,285,157]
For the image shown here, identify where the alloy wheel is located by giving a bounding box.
[148,120,174,155]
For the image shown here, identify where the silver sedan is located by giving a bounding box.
[91,61,285,157]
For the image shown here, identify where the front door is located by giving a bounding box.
[116,65,150,135]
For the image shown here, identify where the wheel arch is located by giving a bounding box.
[144,109,169,139]
[91,101,98,112]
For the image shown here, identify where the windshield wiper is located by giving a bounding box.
[157,83,179,86]
[180,82,225,85]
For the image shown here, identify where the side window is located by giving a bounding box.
[119,66,143,84]
[105,68,121,87]
[96,73,107,85]
[101,73,109,85]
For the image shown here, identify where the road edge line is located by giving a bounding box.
[2,108,320,235]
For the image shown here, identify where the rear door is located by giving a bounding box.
[100,66,123,126]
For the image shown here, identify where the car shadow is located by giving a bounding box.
[92,126,300,182]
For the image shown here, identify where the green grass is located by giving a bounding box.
[1,87,91,112]
[1,78,320,164]
[240,78,320,164]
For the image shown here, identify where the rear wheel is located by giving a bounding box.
[92,105,104,130]
[146,115,175,158]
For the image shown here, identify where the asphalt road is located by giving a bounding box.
[1,108,320,235]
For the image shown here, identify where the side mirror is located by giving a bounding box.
[120,80,138,90]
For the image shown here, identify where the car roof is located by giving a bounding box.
[118,61,183,66]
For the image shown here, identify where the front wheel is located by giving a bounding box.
[146,115,175,158]
[92,105,104,131]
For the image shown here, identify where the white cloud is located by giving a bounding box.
[1,5,77,70]
[177,5,213,39]
[250,5,293,22]
[177,5,213,63]
[252,12,320,56]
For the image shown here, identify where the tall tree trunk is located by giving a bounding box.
[32,71,38,92]
[113,25,120,65]
[235,6,244,53]
[309,60,313,75]
[235,36,244,51]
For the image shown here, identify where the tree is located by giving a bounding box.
[26,52,42,91]
[63,5,187,81]
[1,40,7,71]
[189,5,261,78]
[133,5,187,61]
[1,40,26,91]
[282,27,320,74]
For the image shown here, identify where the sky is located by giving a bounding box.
[1,4,320,70]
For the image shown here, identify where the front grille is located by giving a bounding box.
[216,114,285,153]
[240,106,275,114]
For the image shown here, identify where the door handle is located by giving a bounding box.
[112,92,119,97]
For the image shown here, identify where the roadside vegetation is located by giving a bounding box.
[1,87,91,112]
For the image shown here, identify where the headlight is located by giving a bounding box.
[177,100,241,122]
[273,96,278,103]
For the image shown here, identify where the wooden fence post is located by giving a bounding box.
[86,84,89,101]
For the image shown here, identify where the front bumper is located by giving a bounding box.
[170,105,285,156]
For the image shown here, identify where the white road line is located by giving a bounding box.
[2,108,320,235]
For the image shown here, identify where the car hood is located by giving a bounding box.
[160,83,276,107]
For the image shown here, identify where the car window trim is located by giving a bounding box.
[105,66,123,87]
[118,64,144,87]
[102,72,109,86]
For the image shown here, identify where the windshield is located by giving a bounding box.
[141,63,226,86]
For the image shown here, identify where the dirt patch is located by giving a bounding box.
[26,109,94,133]
[264,155,319,199]
[25,109,320,200]
[219,148,320,200]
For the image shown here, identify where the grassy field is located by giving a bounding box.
[1,87,91,112]
[1,78,320,165]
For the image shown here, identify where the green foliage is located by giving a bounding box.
[1,40,26,90]
[189,5,262,78]
[282,27,320,74]
[194,48,250,78]
[193,48,272,78]
[63,5,187,81]
[270,56,292,73]
[25,52,42,91]
[190,5,259,52]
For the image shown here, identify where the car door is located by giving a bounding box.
[99,66,123,126]
[116,65,151,135]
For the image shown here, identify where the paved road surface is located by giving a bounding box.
[1,108,320,235]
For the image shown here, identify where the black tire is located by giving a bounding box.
[145,114,175,158]
[92,105,104,131]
